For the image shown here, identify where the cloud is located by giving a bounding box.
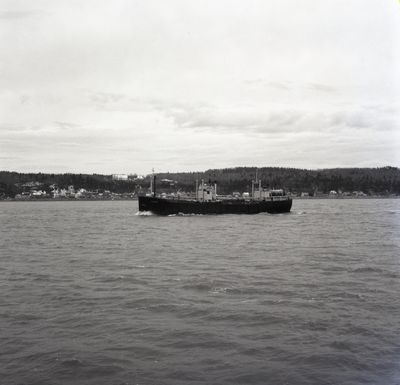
[0,156,18,160]
[244,79,338,94]
[307,83,336,93]
[166,104,299,134]
[0,10,45,20]
[54,121,81,130]
[244,79,291,90]
[89,92,127,105]
[162,102,399,136]
[0,125,27,132]
[87,92,154,113]
[80,93,399,140]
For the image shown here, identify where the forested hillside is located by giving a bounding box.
[156,167,400,195]
[0,172,137,198]
[0,167,399,198]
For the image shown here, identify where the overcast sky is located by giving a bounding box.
[0,0,399,174]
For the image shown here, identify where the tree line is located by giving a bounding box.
[0,166,399,198]
[0,172,137,198]
[156,166,400,195]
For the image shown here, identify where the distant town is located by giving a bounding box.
[0,166,399,200]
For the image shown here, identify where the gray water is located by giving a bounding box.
[0,199,399,385]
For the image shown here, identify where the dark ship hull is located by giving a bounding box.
[138,196,292,215]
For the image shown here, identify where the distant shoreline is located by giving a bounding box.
[2,167,399,198]
[1,196,399,203]
[0,197,138,202]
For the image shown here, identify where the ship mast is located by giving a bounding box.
[150,168,156,197]
[150,173,153,195]
[251,168,258,200]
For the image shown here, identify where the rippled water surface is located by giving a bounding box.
[1,199,399,385]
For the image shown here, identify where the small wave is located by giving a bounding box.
[168,212,204,217]
[210,287,229,294]
[135,211,154,216]
[352,267,383,274]
[61,358,83,367]
[33,274,51,281]
[333,291,365,301]
[329,340,358,352]
[352,266,399,279]
[182,283,212,291]
[182,282,234,294]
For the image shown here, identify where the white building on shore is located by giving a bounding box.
[112,174,128,181]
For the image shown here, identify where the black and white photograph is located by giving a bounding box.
[1,1,399,384]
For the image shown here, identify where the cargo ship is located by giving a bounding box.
[138,176,292,215]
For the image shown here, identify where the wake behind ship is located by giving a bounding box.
[138,176,292,215]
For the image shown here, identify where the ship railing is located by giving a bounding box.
[270,196,290,201]
[153,194,290,202]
